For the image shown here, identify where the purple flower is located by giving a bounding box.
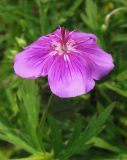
[14,27,114,98]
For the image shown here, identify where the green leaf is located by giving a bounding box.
[65,0,83,17]
[65,118,84,148]
[88,137,120,153]
[82,103,114,141]
[0,114,36,154]
[111,34,127,42]
[59,0,83,23]
[98,154,127,160]
[104,82,127,97]
[115,70,127,81]
[13,152,54,160]
[81,0,99,32]
[17,80,42,151]
[0,133,36,154]
[48,115,63,156]
[18,80,40,127]
[58,103,114,160]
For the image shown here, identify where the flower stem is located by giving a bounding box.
[103,7,127,30]
[39,94,53,147]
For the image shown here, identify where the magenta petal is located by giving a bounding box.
[71,32,97,44]
[25,34,57,50]
[79,45,114,80]
[14,48,56,79]
[48,55,95,98]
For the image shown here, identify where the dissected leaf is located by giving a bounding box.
[81,0,99,32]
[17,80,42,151]
[0,114,36,154]
[88,137,120,153]
[48,114,63,156]
[58,103,114,159]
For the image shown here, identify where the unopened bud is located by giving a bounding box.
[101,24,108,32]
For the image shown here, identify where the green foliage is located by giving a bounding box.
[0,114,36,154]
[0,0,127,159]
[81,0,99,33]
[14,152,54,160]
[17,80,42,151]
[89,137,120,153]
[58,104,114,160]
[48,115,63,156]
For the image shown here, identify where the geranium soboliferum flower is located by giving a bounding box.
[14,27,114,98]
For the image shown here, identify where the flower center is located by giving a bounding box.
[51,27,76,56]
[52,41,76,55]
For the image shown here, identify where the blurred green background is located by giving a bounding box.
[0,0,127,159]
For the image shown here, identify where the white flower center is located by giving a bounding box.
[52,40,76,56]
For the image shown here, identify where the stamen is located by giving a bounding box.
[68,29,77,37]
[73,37,93,46]
[52,27,77,55]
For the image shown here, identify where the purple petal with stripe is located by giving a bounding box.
[48,55,95,98]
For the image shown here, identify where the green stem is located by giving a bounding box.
[105,7,127,28]
[36,0,46,34]
[39,94,53,148]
